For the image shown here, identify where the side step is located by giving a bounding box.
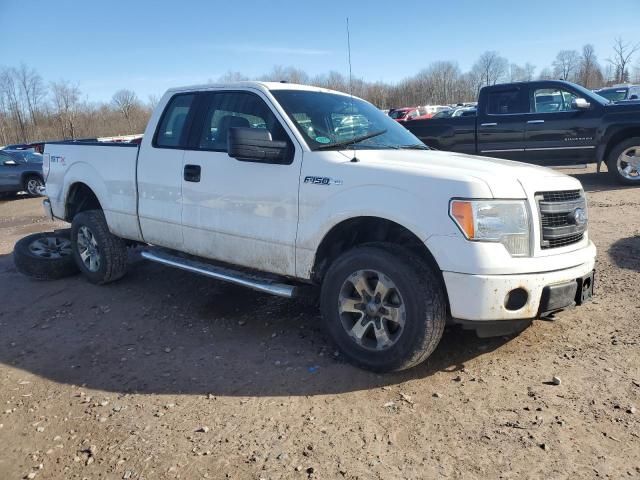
[141,249,297,298]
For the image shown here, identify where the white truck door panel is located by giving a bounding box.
[181,90,301,276]
[137,93,196,250]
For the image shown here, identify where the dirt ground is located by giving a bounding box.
[0,165,639,480]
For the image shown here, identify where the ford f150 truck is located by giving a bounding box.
[404,80,640,185]
[41,81,596,372]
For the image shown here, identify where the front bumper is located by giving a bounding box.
[443,246,596,321]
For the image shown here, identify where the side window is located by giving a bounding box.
[532,88,578,113]
[486,89,525,115]
[155,94,195,148]
[198,92,289,152]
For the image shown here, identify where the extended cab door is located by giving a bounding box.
[137,93,197,250]
[180,90,301,276]
[523,82,600,166]
[476,86,528,160]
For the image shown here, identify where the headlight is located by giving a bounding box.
[449,199,530,256]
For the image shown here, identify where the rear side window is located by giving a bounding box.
[486,89,526,115]
[155,94,195,148]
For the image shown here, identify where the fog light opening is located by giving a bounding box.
[505,288,529,311]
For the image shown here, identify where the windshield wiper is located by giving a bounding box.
[314,129,387,151]
[400,144,429,150]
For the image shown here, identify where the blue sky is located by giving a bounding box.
[1,0,637,102]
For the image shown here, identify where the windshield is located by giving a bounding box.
[596,88,629,102]
[272,91,425,150]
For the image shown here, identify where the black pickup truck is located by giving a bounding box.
[404,80,640,184]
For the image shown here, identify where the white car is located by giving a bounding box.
[42,81,596,371]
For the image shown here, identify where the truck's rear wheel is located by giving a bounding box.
[71,210,128,284]
[606,137,640,185]
[320,244,446,372]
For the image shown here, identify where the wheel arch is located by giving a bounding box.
[310,216,448,307]
[64,182,103,222]
[603,126,640,168]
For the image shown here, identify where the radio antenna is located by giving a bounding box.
[346,17,358,162]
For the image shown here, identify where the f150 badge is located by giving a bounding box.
[303,176,343,186]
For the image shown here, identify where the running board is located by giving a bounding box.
[141,249,297,298]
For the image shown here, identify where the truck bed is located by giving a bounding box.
[44,141,142,241]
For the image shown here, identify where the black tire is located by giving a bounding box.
[320,244,446,372]
[71,210,128,284]
[23,175,44,197]
[606,137,640,185]
[13,231,79,280]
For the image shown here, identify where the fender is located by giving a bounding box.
[296,184,445,278]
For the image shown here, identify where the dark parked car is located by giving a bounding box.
[0,149,44,197]
[595,85,640,103]
[404,80,640,184]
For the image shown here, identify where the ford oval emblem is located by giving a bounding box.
[571,207,587,226]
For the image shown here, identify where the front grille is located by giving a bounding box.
[540,190,582,202]
[535,190,587,250]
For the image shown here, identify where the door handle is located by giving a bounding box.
[183,164,201,182]
[481,122,497,127]
[527,119,545,124]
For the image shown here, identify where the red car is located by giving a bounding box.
[388,107,431,123]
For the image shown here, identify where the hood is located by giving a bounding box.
[339,149,582,198]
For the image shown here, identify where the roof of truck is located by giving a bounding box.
[166,81,350,96]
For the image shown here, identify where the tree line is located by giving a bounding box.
[1,38,638,146]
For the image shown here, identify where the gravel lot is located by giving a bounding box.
[0,165,639,480]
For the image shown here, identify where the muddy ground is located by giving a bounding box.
[0,165,639,480]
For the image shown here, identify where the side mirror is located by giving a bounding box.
[629,94,639,100]
[572,98,591,110]
[3,159,17,166]
[227,127,290,164]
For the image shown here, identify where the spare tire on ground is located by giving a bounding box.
[13,230,79,280]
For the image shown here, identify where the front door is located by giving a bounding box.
[524,84,600,166]
[477,86,528,161]
[180,90,302,276]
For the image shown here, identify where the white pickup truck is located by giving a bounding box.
[42,81,596,371]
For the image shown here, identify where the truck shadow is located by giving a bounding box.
[608,236,640,272]
[567,169,640,193]
[0,252,515,397]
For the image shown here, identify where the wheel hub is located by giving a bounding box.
[338,270,406,351]
[29,237,72,259]
[77,226,101,272]
[617,146,640,180]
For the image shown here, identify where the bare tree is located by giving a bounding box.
[472,51,508,87]
[577,44,603,89]
[112,89,138,130]
[552,50,580,81]
[607,37,640,83]
[51,81,81,139]
[15,64,46,128]
[217,71,249,83]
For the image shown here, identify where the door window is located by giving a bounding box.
[154,94,195,148]
[532,88,578,113]
[197,92,289,152]
[486,89,526,115]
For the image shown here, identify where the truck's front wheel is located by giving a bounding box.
[71,210,128,284]
[320,245,446,372]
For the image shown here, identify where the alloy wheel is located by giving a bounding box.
[338,269,406,351]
